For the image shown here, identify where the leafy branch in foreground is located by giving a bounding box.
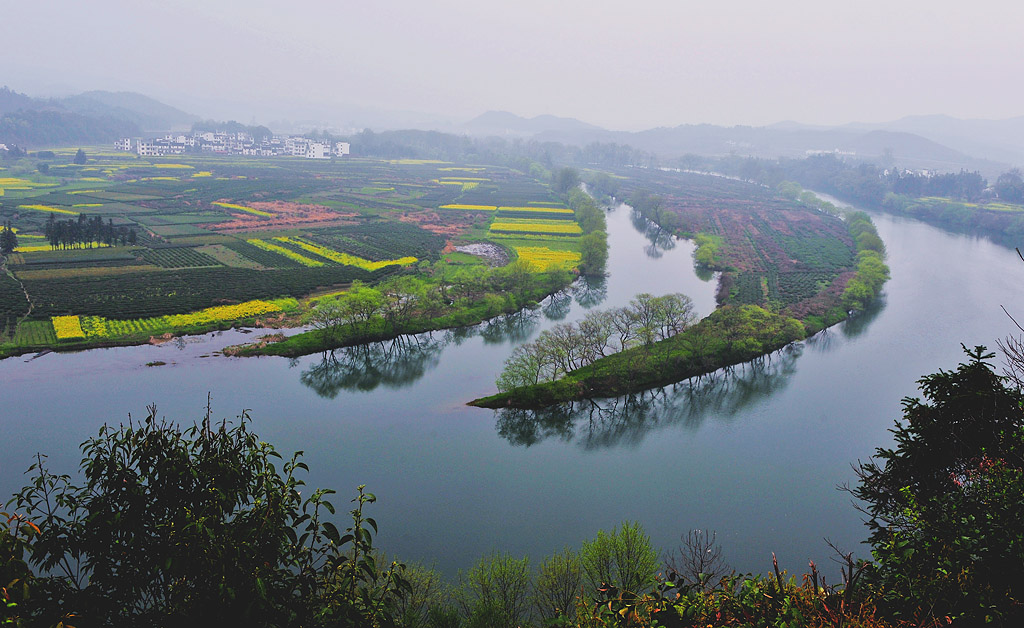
[6,405,408,627]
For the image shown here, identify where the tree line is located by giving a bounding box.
[42,213,137,250]
[304,261,573,350]
[496,293,696,392]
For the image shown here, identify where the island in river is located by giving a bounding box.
[1,153,885,406]
[472,170,889,408]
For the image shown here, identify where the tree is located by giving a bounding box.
[663,529,730,591]
[534,546,582,622]
[996,168,1024,204]
[308,296,349,342]
[72,148,86,165]
[578,230,608,276]
[552,167,580,195]
[0,221,16,256]
[853,346,1024,625]
[8,406,410,626]
[579,521,659,598]
[456,552,532,628]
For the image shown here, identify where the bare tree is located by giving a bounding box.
[999,248,1024,389]
[663,529,730,590]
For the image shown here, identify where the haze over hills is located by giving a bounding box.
[2,84,1022,178]
[462,110,603,137]
[459,110,1010,176]
[57,91,198,131]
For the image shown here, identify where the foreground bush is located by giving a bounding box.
[5,406,409,627]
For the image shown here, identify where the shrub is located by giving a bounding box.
[8,406,409,627]
[853,346,1024,625]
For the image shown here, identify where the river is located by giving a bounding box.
[1,201,1022,581]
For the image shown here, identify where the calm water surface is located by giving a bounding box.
[2,203,1022,580]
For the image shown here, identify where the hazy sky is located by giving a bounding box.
[7,0,1024,130]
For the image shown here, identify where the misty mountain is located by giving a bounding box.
[0,86,202,147]
[55,91,197,131]
[0,109,138,147]
[521,121,1004,176]
[841,114,1024,166]
[0,86,39,115]
[463,110,602,137]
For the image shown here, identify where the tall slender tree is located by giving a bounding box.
[0,221,16,255]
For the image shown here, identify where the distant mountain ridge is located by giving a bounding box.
[0,86,198,148]
[460,110,1013,176]
[56,91,198,131]
[463,110,602,136]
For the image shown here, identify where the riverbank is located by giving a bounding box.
[476,174,890,409]
[225,270,574,357]
[470,304,805,408]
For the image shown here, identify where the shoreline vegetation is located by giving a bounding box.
[223,170,609,358]
[0,153,605,361]
[472,182,890,408]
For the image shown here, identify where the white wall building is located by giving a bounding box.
[306,142,330,159]
[334,142,350,156]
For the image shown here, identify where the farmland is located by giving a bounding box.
[0,151,588,357]
[476,169,889,408]
[620,170,872,332]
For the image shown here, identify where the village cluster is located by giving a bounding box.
[114,132,350,159]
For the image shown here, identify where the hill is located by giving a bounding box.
[55,90,197,131]
[0,86,198,147]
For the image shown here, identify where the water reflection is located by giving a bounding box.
[694,266,715,282]
[541,290,573,321]
[630,208,677,258]
[300,334,446,397]
[299,298,562,396]
[479,308,542,345]
[496,344,803,449]
[804,295,887,355]
[840,295,886,339]
[571,275,608,309]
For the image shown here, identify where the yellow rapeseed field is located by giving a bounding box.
[247,239,324,266]
[498,206,574,214]
[274,237,417,270]
[79,298,299,338]
[52,316,86,340]
[489,221,583,236]
[514,246,581,271]
[213,202,274,217]
[439,204,497,211]
[18,204,77,215]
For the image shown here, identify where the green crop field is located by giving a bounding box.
[1,152,593,357]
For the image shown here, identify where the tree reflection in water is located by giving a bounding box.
[495,344,803,449]
[298,295,561,397]
[541,290,573,321]
[300,333,446,398]
[478,308,542,345]
[804,294,887,355]
[571,274,608,309]
[630,208,677,259]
